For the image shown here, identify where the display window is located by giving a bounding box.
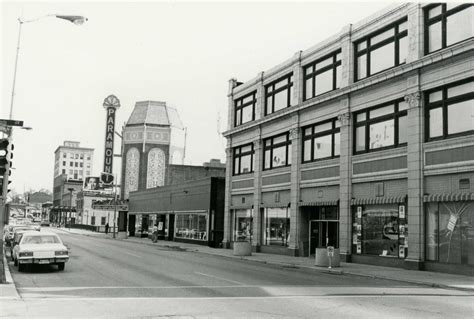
[263,208,290,246]
[352,204,407,257]
[175,213,207,240]
[426,201,474,265]
[233,209,253,242]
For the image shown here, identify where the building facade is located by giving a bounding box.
[223,3,473,275]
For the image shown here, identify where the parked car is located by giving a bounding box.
[12,231,69,272]
[4,225,36,247]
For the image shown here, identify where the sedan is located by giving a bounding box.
[12,231,69,272]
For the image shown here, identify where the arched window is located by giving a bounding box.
[147,148,166,188]
[124,147,140,198]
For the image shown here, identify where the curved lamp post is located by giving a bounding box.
[9,14,88,120]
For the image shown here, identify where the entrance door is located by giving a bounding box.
[309,221,339,255]
[129,215,136,237]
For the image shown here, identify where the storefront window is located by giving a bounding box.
[426,201,474,265]
[175,213,207,240]
[263,208,290,246]
[352,204,407,257]
[233,209,253,242]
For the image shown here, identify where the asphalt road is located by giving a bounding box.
[2,228,473,318]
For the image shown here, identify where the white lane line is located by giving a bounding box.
[124,251,142,259]
[195,272,245,285]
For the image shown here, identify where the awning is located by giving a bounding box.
[230,204,254,209]
[351,195,406,206]
[299,200,339,207]
[423,193,474,203]
[261,203,290,208]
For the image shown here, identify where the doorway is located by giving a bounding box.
[309,220,338,255]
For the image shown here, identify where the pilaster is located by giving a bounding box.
[227,79,238,131]
[252,133,263,248]
[222,142,233,247]
[404,73,424,268]
[406,4,423,64]
[338,97,352,260]
[255,72,265,121]
[292,51,303,106]
[289,119,301,252]
[339,24,353,87]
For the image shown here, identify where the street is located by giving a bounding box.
[1,228,473,318]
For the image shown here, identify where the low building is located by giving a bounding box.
[128,177,225,247]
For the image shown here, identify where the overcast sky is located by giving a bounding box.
[1,0,394,193]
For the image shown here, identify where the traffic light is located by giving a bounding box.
[0,176,12,197]
[0,138,13,175]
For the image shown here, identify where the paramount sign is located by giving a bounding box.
[102,95,120,185]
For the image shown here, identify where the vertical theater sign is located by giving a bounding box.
[101,94,120,185]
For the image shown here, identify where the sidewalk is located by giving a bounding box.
[44,227,474,291]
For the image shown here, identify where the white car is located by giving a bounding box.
[12,231,69,272]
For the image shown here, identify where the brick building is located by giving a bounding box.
[223,3,473,275]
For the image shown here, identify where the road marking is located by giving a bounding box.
[194,272,246,285]
[124,251,142,258]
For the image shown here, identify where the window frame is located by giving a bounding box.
[264,73,294,115]
[353,99,408,155]
[302,118,341,163]
[303,49,342,101]
[424,3,473,55]
[234,91,257,127]
[354,18,408,81]
[425,78,474,142]
[233,143,254,176]
[263,132,292,170]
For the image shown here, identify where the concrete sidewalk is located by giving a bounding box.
[54,227,474,292]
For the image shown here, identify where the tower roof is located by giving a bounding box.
[126,101,183,129]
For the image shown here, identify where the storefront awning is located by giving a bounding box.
[261,203,290,208]
[351,195,406,206]
[299,200,339,207]
[423,193,474,203]
[230,204,253,209]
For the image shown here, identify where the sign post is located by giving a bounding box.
[327,246,335,269]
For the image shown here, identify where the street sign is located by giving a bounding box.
[100,172,114,185]
[0,119,23,127]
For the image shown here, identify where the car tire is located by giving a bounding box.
[58,263,65,271]
[18,263,24,272]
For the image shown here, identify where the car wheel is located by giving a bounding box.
[18,263,24,272]
[58,263,65,271]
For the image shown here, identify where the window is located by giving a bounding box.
[101,217,106,226]
[75,162,78,167]
[70,153,74,159]
[425,4,473,54]
[302,118,340,162]
[265,73,293,115]
[425,79,474,141]
[355,19,408,81]
[75,154,79,159]
[263,208,290,246]
[62,169,66,174]
[62,161,66,166]
[263,133,292,170]
[63,153,67,158]
[91,216,96,225]
[175,213,207,240]
[69,170,73,175]
[87,155,91,160]
[304,50,342,100]
[86,171,90,176]
[354,99,408,154]
[234,92,256,127]
[69,162,73,167]
[80,154,84,160]
[233,143,254,175]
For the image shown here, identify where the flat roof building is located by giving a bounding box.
[223,3,473,275]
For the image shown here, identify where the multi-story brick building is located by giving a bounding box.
[223,3,473,275]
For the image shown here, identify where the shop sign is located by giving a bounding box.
[158,221,163,231]
[447,214,458,232]
[356,244,361,254]
[399,205,405,219]
[357,206,362,218]
[399,246,405,258]
[102,95,120,175]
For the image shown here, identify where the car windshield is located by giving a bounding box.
[22,235,61,244]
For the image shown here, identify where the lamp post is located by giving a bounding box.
[67,187,74,230]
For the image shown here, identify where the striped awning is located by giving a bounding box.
[299,200,339,207]
[423,193,474,203]
[351,195,406,206]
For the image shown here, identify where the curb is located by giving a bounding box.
[58,229,474,293]
[1,247,21,299]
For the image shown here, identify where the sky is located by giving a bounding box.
[1,0,394,193]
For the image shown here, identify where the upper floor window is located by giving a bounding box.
[302,118,340,162]
[80,154,84,160]
[355,18,408,81]
[234,92,256,127]
[233,143,254,175]
[304,50,342,100]
[265,73,293,115]
[425,4,473,54]
[425,79,474,141]
[354,99,408,154]
[63,153,67,158]
[263,133,292,170]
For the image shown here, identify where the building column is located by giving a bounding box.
[338,99,352,261]
[252,136,262,250]
[289,125,301,254]
[222,144,233,248]
[405,83,424,270]
[406,4,423,64]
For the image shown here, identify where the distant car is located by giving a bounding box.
[4,225,35,247]
[12,231,69,272]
